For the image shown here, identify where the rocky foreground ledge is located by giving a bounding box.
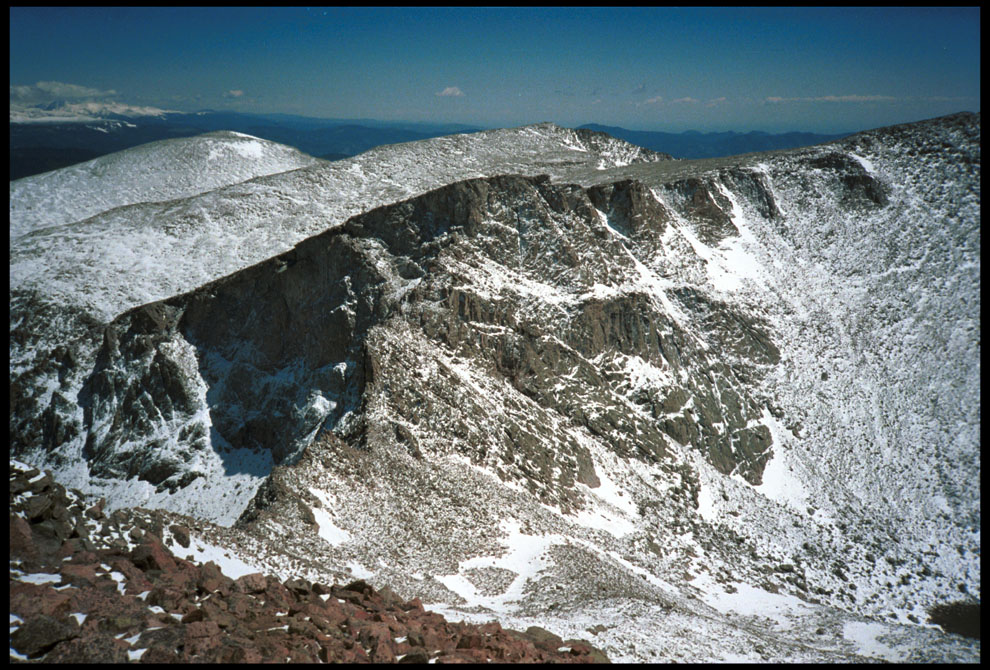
[9,461,609,663]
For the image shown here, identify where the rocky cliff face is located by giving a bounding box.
[9,115,981,662]
[32,171,781,515]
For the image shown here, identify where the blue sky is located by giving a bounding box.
[9,6,981,133]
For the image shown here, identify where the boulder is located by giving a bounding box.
[45,633,129,663]
[10,513,39,561]
[235,572,268,594]
[10,614,79,658]
[130,537,176,572]
[169,524,191,548]
[524,625,563,651]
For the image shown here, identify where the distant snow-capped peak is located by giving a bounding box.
[9,99,177,123]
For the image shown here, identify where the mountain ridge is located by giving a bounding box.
[9,113,980,662]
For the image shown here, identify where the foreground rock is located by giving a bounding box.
[10,460,609,663]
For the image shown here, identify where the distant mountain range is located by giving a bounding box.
[578,123,851,159]
[10,101,855,180]
[10,100,859,180]
[9,106,482,180]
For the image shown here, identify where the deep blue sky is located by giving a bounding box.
[9,6,981,133]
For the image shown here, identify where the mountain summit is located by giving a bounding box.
[9,114,980,662]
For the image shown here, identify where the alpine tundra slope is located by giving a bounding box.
[9,114,979,662]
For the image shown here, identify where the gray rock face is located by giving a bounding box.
[49,172,779,506]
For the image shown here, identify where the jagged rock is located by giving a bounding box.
[400,647,431,663]
[45,633,130,663]
[11,614,80,657]
[524,625,564,651]
[169,523,191,548]
[235,571,268,594]
[84,498,106,520]
[130,536,176,572]
[10,513,38,562]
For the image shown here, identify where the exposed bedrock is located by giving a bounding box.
[15,171,781,497]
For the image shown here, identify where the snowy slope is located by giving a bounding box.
[10,131,322,239]
[10,124,665,356]
[8,115,979,663]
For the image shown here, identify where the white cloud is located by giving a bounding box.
[436,86,464,97]
[672,97,699,104]
[224,89,245,98]
[705,97,727,107]
[634,96,663,107]
[10,81,116,105]
[765,94,897,104]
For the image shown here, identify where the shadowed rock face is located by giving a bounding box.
[54,171,780,501]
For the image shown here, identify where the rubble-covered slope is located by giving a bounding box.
[10,459,608,663]
[9,114,980,662]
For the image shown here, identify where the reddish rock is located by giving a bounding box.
[197,560,233,596]
[399,647,432,663]
[255,638,291,662]
[130,537,176,572]
[156,561,198,594]
[147,586,188,613]
[184,621,223,659]
[10,581,73,620]
[217,643,264,663]
[421,628,445,653]
[66,584,144,621]
[263,578,294,609]
[10,513,39,561]
[235,572,268,594]
[46,632,129,663]
[370,640,398,662]
[10,614,79,658]
[84,498,106,520]
[66,549,100,565]
[169,524,191,548]
[60,562,101,587]
[187,619,221,636]
[110,557,154,594]
[139,645,180,663]
[350,608,372,621]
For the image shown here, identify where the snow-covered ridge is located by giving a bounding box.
[8,114,980,662]
[10,131,322,239]
[10,123,667,336]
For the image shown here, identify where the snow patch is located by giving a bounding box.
[179,534,264,579]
